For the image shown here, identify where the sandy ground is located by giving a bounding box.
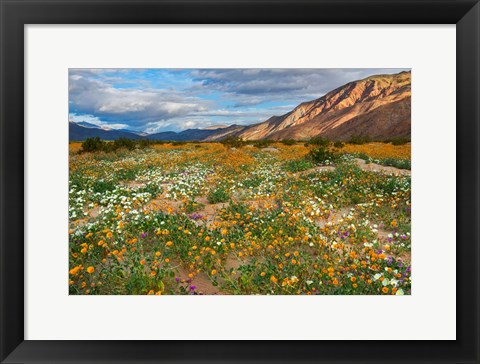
[354,158,411,176]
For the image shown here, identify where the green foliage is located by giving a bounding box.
[333,141,345,149]
[280,139,296,146]
[389,137,411,145]
[138,139,156,148]
[80,137,156,154]
[220,136,244,149]
[242,175,263,188]
[304,136,331,147]
[81,137,105,153]
[308,146,336,165]
[378,158,411,170]
[116,168,138,181]
[91,179,116,193]
[183,200,205,214]
[207,186,230,204]
[114,138,136,151]
[348,135,370,145]
[252,140,273,149]
[284,159,315,173]
[140,183,162,196]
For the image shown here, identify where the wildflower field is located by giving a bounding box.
[69,141,411,295]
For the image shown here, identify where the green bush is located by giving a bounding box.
[81,137,105,153]
[308,146,336,165]
[253,140,273,149]
[113,138,136,150]
[81,137,152,153]
[348,135,370,145]
[280,139,296,146]
[304,136,331,147]
[390,137,411,145]
[220,136,244,149]
[116,168,137,181]
[284,159,314,173]
[333,141,345,149]
[138,139,155,149]
[91,179,116,193]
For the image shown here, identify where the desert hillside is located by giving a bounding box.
[206,71,411,141]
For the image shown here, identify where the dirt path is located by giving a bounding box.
[174,263,221,295]
[194,196,230,225]
[354,158,411,176]
[294,160,409,178]
[315,206,354,228]
[297,165,335,176]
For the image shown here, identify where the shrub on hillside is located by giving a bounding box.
[80,137,105,153]
[284,159,314,173]
[348,135,370,145]
[80,137,156,153]
[138,139,155,149]
[304,136,331,147]
[390,137,411,145]
[308,146,336,165]
[220,136,244,149]
[253,140,273,149]
[280,139,296,146]
[113,138,136,151]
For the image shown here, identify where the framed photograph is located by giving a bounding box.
[1,0,478,363]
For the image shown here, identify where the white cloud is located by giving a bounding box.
[69,73,210,128]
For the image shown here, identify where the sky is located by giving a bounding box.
[69,68,409,134]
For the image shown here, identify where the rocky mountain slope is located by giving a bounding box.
[206,71,411,141]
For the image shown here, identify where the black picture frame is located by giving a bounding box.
[1,0,479,363]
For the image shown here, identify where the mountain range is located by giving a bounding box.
[69,71,411,142]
